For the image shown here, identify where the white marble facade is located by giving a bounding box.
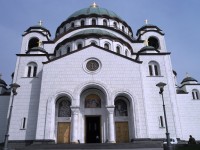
[0,3,200,144]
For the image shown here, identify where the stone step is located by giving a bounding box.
[14,143,162,150]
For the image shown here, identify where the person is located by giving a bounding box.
[188,135,196,144]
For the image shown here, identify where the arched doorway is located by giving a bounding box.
[80,88,107,143]
[55,97,71,143]
[114,96,130,143]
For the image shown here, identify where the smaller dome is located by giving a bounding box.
[136,24,163,36]
[181,76,198,84]
[24,25,51,36]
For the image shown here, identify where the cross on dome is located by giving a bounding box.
[38,20,43,26]
[91,2,98,8]
[144,19,148,25]
[186,72,190,77]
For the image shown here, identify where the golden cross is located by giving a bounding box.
[91,2,98,8]
[144,39,149,46]
[38,20,43,26]
[145,19,148,25]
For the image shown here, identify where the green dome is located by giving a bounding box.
[70,29,117,38]
[67,4,122,21]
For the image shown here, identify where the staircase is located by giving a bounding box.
[10,142,163,150]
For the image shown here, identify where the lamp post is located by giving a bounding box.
[156,82,172,150]
[4,83,20,150]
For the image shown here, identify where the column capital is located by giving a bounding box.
[106,105,115,114]
[70,106,80,115]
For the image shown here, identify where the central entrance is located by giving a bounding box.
[85,116,101,143]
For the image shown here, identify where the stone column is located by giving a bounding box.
[71,106,80,143]
[106,106,116,143]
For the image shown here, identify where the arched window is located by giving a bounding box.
[58,98,71,117]
[85,94,101,108]
[122,26,125,32]
[92,19,96,25]
[148,61,161,76]
[116,46,121,54]
[77,43,83,49]
[125,50,128,56]
[104,43,110,50]
[28,37,39,49]
[91,41,97,45]
[66,46,71,54]
[103,19,108,26]
[192,89,200,100]
[148,37,160,49]
[81,20,85,26]
[26,62,37,77]
[115,99,128,116]
[113,22,118,29]
[71,22,75,28]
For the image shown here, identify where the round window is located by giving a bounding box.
[83,58,101,74]
[86,60,99,71]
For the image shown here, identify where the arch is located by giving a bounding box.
[90,40,97,46]
[56,97,71,117]
[28,37,39,49]
[148,36,160,49]
[148,61,161,76]
[92,18,97,25]
[71,22,75,28]
[103,19,108,26]
[43,91,73,140]
[104,42,110,50]
[125,49,128,56]
[77,43,83,50]
[116,45,121,54]
[26,62,37,77]
[192,89,200,100]
[73,81,110,106]
[114,98,128,116]
[80,20,85,26]
[113,91,136,141]
[66,45,71,54]
[113,22,118,29]
[122,26,125,32]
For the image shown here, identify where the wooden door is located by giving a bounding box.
[57,122,70,143]
[115,122,129,143]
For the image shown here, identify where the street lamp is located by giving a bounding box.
[156,82,172,150]
[4,83,20,150]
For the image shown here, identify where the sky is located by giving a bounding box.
[0,0,199,85]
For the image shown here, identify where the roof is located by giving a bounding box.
[68,5,123,21]
[136,24,162,36]
[181,77,198,84]
[25,25,51,36]
[70,29,117,38]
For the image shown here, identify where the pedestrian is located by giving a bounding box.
[188,135,196,144]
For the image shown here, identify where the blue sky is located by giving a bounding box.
[0,0,199,84]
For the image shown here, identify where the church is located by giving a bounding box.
[0,3,200,145]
